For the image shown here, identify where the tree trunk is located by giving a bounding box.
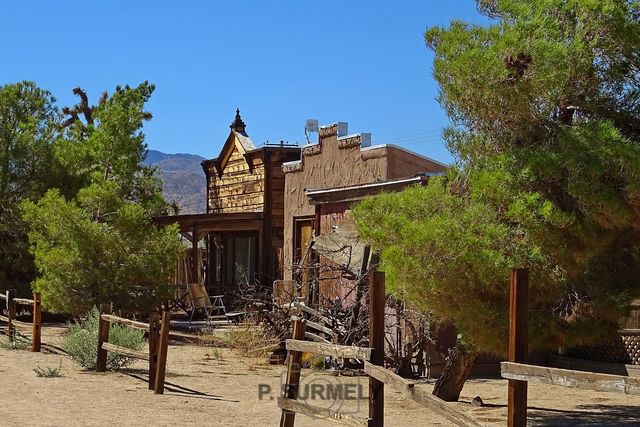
[432,343,478,401]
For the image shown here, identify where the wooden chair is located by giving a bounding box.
[186,283,229,327]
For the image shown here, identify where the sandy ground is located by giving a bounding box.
[0,326,638,426]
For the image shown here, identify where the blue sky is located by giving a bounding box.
[1,1,488,163]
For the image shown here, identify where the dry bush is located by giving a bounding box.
[196,320,279,359]
[222,322,279,358]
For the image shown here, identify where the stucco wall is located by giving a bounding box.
[282,123,446,281]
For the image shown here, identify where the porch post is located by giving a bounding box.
[192,222,199,284]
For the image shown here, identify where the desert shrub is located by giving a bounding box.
[199,322,278,357]
[34,362,62,378]
[63,307,145,370]
[0,338,30,350]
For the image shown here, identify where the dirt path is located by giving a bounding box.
[0,328,638,426]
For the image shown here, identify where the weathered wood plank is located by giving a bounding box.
[10,319,33,328]
[363,362,483,427]
[368,271,385,427]
[304,331,332,344]
[410,386,485,427]
[96,304,111,372]
[501,362,640,395]
[508,268,528,427]
[277,398,367,427]
[0,293,6,300]
[101,314,150,331]
[13,298,34,306]
[292,302,332,325]
[280,318,306,427]
[285,339,371,360]
[101,342,150,361]
[154,311,171,394]
[364,362,414,397]
[305,319,334,336]
[32,292,41,352]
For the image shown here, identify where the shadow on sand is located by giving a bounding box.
[528,404,640,426]
[122,370,240,403]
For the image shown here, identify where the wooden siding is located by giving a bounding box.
[207,145,265,213]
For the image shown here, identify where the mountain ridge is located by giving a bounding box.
[143,149,207,214]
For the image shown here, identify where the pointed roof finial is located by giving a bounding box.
[230,108,246,134]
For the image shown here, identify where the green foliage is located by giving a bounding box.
[0,82,73,296]
[63,307,145,370]
[21,82,184,315]
[34,362,62,378]
[0,338,30,350]
[355,0,640,354]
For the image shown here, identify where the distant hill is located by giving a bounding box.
[143,150,207,214]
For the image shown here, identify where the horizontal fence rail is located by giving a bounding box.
[97,305,169,394]
[0,290,42,352]
[101,342,150,361]
[100,314,150,331]
[277,397,367,427]
[364,362,484,427]
[285,339,372,361]
[500,362,640,396]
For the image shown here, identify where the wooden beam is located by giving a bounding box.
[501,362,640,395]
[32,292,41,352]
[292,302,331,325]
[96,304,111,372]
[6,289,15,340]
[305,319,334,336]
[10,319,33,328]
[368,271,385,427]
[305,331,332,344]
[508,268,528,427]
[192,222,200,284]
[148,312,160,390]
[100,314,150,331]
[101,342,150,361]
[363,362,483,427]
[154,311,171,394]
[280,318,306,427]
[13,297,35,306]
[285,339,372,360]
[277,398,367,427]
[364,362,414,397]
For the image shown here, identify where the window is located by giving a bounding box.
[209,232,258,290]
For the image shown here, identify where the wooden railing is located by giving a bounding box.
[96,304,170,394]
[502,268,640,427]
[0,290,42,352]
[278,272,484,427]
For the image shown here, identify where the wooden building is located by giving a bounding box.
[281,120,447,291]
[155,110,300,301]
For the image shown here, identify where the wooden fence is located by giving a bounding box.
[0,290,42,352]
[503,268,640,427]
[96,304,170,394]
[278,272,484,427]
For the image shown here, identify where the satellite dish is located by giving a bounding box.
[304,119,319,144]
[305,119,319,133]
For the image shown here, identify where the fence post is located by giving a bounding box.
[148,312,160,390]
[7,289,16,341]
[96,303,111,372]
[508,268,529,427]
[154,310,171,394]
[280,318,306,427]
[32,292,41,352]
[368,272,385,427]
